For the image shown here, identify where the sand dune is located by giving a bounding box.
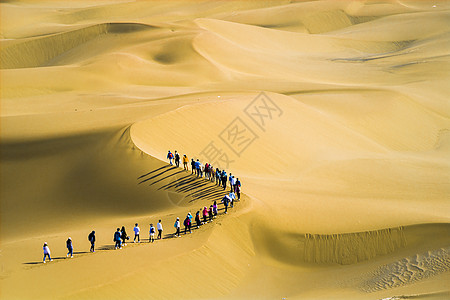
[1,1,449,299]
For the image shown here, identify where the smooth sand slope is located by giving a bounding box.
[1,1,450,299]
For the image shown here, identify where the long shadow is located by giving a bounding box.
[158,175,195,190]
[98,245,115,251]
[23,256,67,265]
[149,170,187,186]
[138,165,170,180]
[139,166,178,184]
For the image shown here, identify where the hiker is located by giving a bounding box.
[157,220,163,239]
[133,223,140,243]
[174,217,181,237]
[43,242,52,263]
[230,175,236,192]
[121,226,128,246]
[167,150,174,165]
[183,155,189,170]
[222,195,231,214]
[195,159,201,177]
[149,224,156,243]
[208,205,214,222]
[175,151,180,168]
[235,178,241,200]
[66,237,73,258]
[88,230,96,252]
[184,216,191,234]
[204,163,209,179]
[229,174,234,191]
[114,228,122,249]
[195,211,201,228]
[202,206,208,223]
[221,170,227,190]
[199,162,204,178]
[216,168,221,185]
[229,191,236,208]
[191,159,196,174]
[213,201,218,217]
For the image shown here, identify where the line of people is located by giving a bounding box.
[167,150,242,200]
[40,151,243,263]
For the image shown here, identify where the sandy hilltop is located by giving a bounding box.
[1,0,450,299]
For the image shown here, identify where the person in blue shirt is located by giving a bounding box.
[66,237,73,258]
[167,151,174,165]
[114,228,122,249]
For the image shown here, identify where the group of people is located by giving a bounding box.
[167,150,242,200]
[41,151,243,263]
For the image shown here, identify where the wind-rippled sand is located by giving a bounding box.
[1,1,449,299]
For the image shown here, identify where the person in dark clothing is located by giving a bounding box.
[184,216,191,234]
[121,226,128,246]
[66,237,73,258]
[216,168,221,185]
[88,231,96,252]
[191,159,196,174]
[195,211,201,228]
[221,171,227,190]
[208,205,213,222]
[235,178,241,200]
[114,228,122,249]
[174,151,180,168]
[222,195,230,214]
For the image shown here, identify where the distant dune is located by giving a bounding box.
[1,1,449,299]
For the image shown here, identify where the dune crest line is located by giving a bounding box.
[304,227,407,265]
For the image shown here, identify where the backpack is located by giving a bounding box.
[169,153,174,159]
[150,227,155,234]
[184,218,190,226]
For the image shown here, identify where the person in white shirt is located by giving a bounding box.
[157,220,163,239]
[133,223,140,243]
[229,191,236,208]
[43,242,52,263]
[149,224,156,243]
[174,217,181,237]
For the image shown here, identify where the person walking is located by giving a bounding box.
[191,159,196,174]
[88,230,96,252]
[133,223,140,243]
[213,201,218,217]
[183,155,189,171]
[174,217,181,237]
[157,220,163,239]
[167,150,174,165]
[149,224,156,243]
[43,242,52,263]
[235,178,241,200]
[216,168,221,185]
[202,206,208,223]
[229,191,236,208]
[221,170,227,190]
[121,226,128,246]
[229,174,234,192]
[222,195,231,214]
[114,228,122,249]
[175,151,180,168]
[208,205,214,222]
[195,211,201,228]
[195,159,201,177]
[66,237,73,258]
[184,216,191,234]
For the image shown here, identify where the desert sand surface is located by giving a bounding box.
[1,0,450,299]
